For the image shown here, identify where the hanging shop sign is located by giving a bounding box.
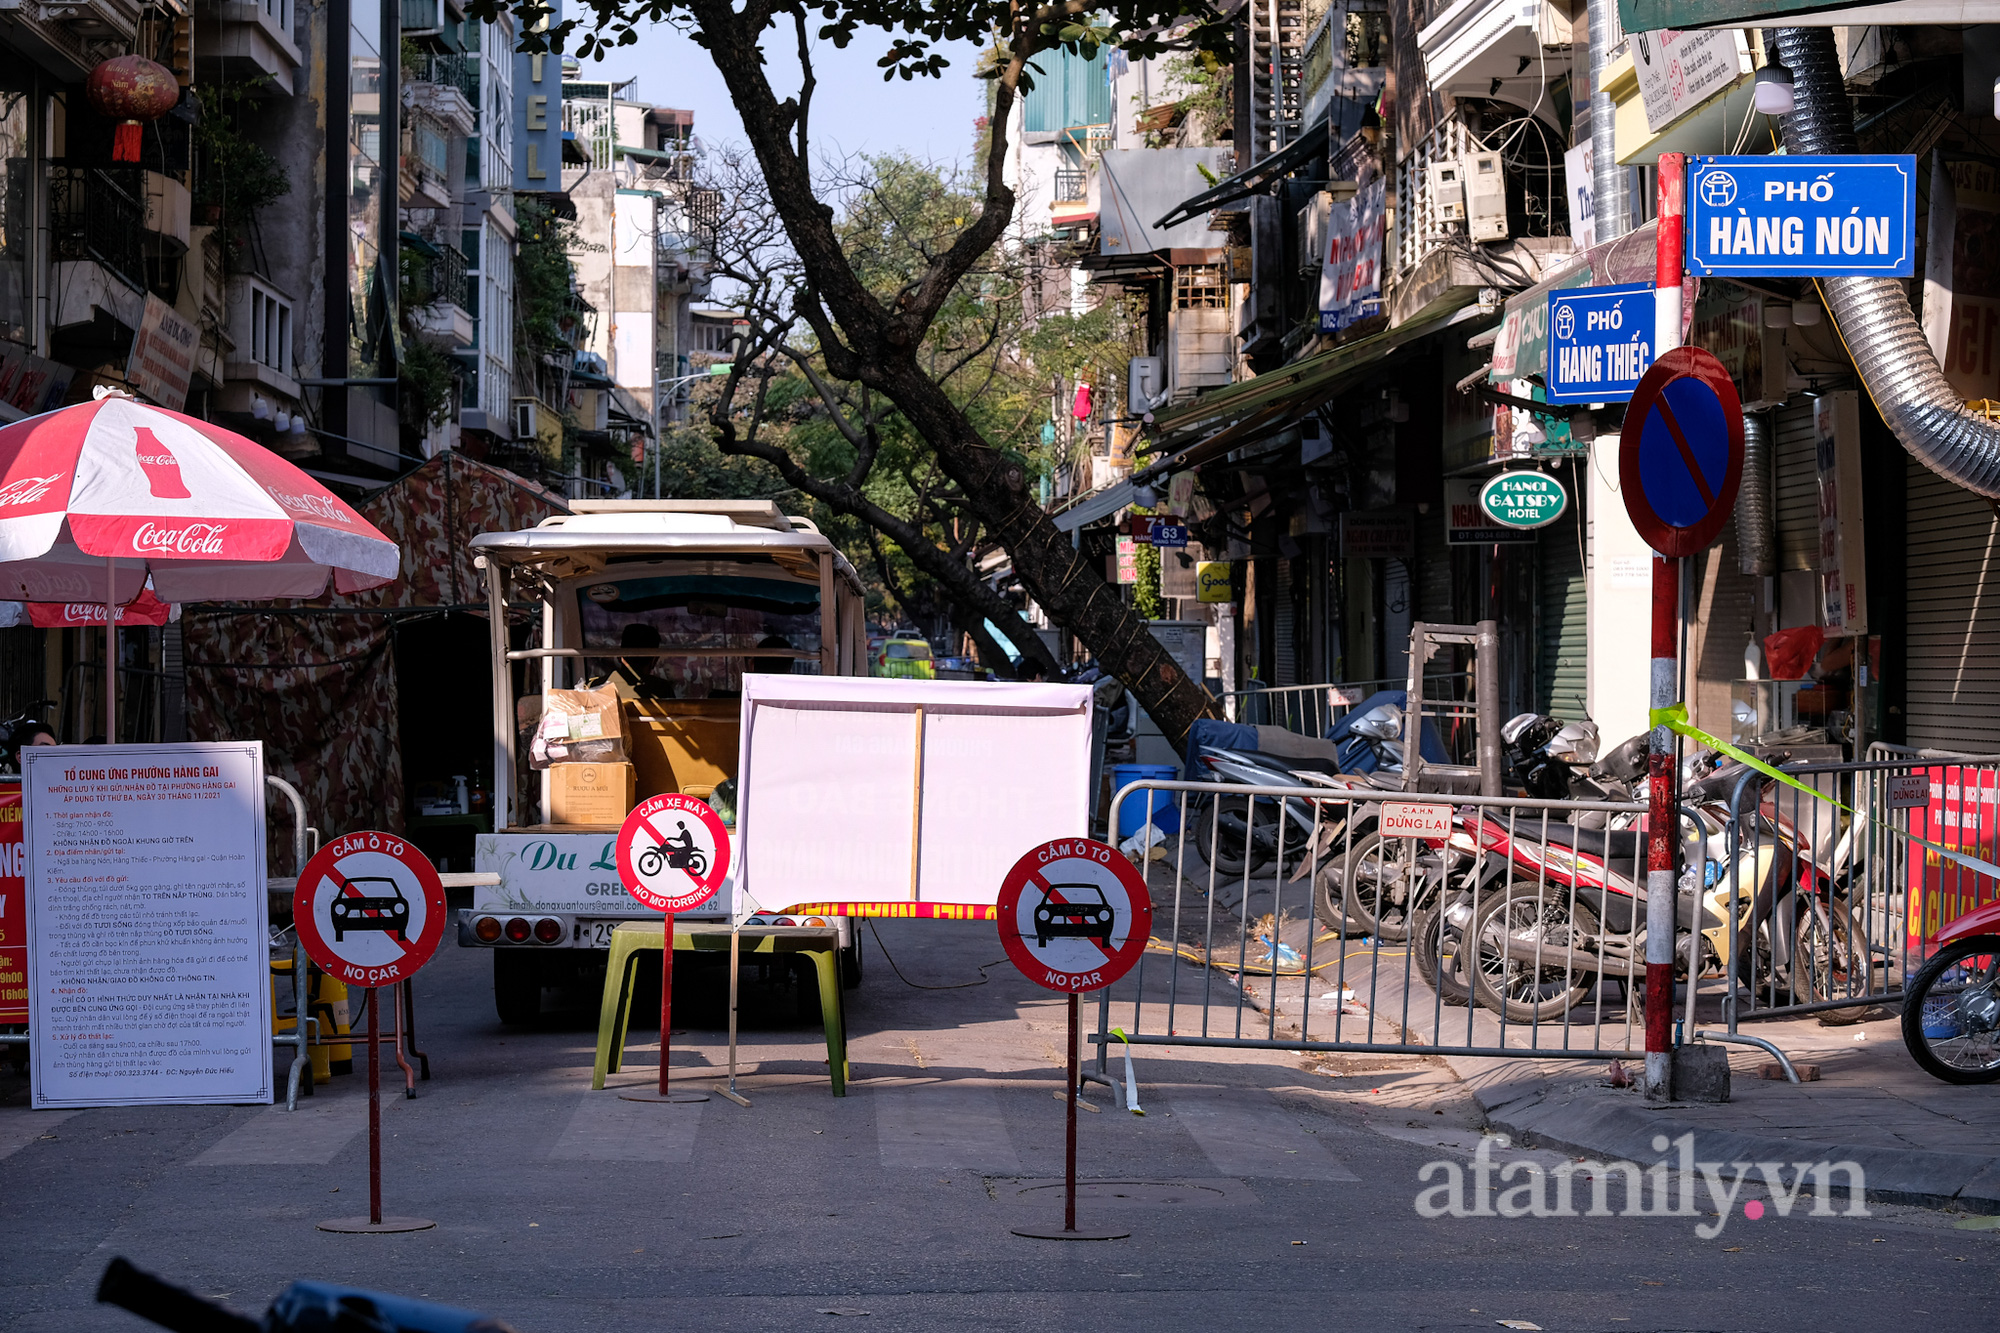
[1545,282,1654,404]
[1477,471,1569,532]
[1194,561,1234,603]
[1686,155,1916,278]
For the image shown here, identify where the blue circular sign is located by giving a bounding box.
[1618,347,1744,558]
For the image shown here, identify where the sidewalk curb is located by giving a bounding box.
[1441,1053,2000,1215]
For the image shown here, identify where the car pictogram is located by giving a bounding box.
[1034,882,1115,949]
[328,874,411,942]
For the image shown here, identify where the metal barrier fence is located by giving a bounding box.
[1718,747,2000,1032]
[1092,778,1650,1071]
[1217,673,1477,746]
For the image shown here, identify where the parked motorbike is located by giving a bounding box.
[1461,753,1862,1023]
[1190,701,1408,877]
[96,1256,516,1333]
[1899,901,2000,1084]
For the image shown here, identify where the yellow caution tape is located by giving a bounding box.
[1651,702,2000,881]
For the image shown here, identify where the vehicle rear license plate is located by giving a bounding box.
[575,920,621,948]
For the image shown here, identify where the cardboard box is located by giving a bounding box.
[549,761,635,825]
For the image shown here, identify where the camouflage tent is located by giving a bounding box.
[184,453,566,861]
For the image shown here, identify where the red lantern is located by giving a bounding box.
[85,56,180,163]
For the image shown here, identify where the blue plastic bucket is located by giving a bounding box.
[1112,764,1182,838]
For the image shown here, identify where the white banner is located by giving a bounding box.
[24,742,271,1108]
[735,677,1091,916]
[1318,177,1385,333]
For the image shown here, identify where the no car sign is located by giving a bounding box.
[294,831,448,988]
[997,838,1152,992]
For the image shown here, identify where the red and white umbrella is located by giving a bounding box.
[0,391,400,736]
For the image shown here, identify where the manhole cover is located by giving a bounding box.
[1015,1180,1230,1206]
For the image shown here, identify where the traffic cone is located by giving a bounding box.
[309,967,354,1076]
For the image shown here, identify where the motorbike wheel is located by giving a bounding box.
[637,848,664,878]
[1898,936,2000,1084]
[1341,834,1421,944]
[687,851,709,879]
[1192,791,1277,877]
[1410,896,1473,1006]
[1466,891,1600,1023]
[1792,897,1871,1025]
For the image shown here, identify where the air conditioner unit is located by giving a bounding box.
[1428,159,1467,224]
[1297,190,1332,273]
[513,400,537,440]
[1465,151,1509,243]
[1128,356,1166,413]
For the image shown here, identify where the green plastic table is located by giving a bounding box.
[591,920,849,1095]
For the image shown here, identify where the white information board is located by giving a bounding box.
[736,677,1091,918]
[24,742,271,1108]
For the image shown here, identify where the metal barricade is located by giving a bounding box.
[1718,747,2000,1031]
[1216,674,1476,741]
[266,775,320,1111]
[1093,778,1650,1072]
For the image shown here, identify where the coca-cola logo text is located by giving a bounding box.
[0,472,65,507]
[267,489,353,524]
[133,521,228,555]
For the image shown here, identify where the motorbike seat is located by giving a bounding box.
[1536,822,1643,863]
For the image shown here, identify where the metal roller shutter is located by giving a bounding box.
[1417,506,1453,624]
[1273,557,1297,686]
[1904,457,2000,749]
[1774,401,1818,572]
[1536,510,1588,723]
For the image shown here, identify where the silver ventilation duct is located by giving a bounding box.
[1588,0,1630,243]
[1737,411,1776,575]
[1768,27,2000,497]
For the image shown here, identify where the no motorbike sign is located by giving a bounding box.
[997,838,1152,992]
[616,793,730,913]
[294,831,448,988]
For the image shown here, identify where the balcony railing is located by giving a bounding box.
[1052,169,1088,203]
[49,166,145,293]
[413,53,479,103]
[408,243,470,310]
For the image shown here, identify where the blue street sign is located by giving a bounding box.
[1545,282,1654,404]
[1149,520,1189,548]
[1686,155,1915,278]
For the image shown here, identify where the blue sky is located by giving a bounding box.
[571,23,987,167]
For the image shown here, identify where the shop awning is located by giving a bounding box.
[1134,303,1486,482]
[1153,117,1331,230]
[1617,0,2000,28]
[1051,478,1138,535]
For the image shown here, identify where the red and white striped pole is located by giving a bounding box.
[1645,154,1686,1100]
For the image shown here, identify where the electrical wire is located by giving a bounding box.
[865,919,1006,989]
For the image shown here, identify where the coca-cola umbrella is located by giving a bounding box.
[0,391,399,738]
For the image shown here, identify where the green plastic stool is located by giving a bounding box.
[591,920,849,1095]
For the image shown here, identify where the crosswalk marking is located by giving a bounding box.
[874,1082,1022,1172]
[1166,1087,1360,1181]
[191,1092,384,1166]
[549,1091,703,1161]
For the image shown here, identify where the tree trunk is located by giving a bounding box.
[684,0,1218,745]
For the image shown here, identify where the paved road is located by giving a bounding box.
[2,918,1992,1332]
